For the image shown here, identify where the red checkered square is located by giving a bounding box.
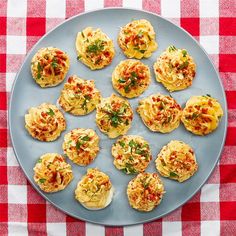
[207,165,220,184]
[66,215,80,222]
[0,17,6,35]
[27,17,46,36]
[46,204,66,222]
[0,54,6,72]
[0,0,7,17]
[200,18,218,35]
[0,223,7,235]
[0,36,6,54]
[181,0,199,17]
[105,226,124,236]
[6,54,25,73]
[26,36,41,52]
[220,164,236,183]
[220,72,236,91]
[226,91,236,109]
[46,18,64,33]
[7,166,27,185]
[208,54,219,69]
[142,0,161,14]
[225,127,236,146]
[220,36,236,54]
[201,202,220,220]
[8,204,27,222]
[28,204,46,223]
[220,146,236,165]
[221,220,236,236]
[181,18,200,36]
[220,202,236,220]
[188,191,200,203]
[0,73,6,92]
[0,147,7,166]
[0,92,7,110]
[220,18,236,36]
[0,111,7,129]
[0,185,7,203]
[182,202,201,221]
[27,0,46,17]
[0,203,8,222]
[182,221,200,236]
[219,54,236,72]
[27,185,45,204]
[163,207,182,221]
[0,166,7,184]
[220,183,236,201]
[28,222,47,235]
[143,219,162,236]
[104,0,122,7]
[66,222,85,236]
[220,0,236,17]
[66,0,84,18]
[7,18,26,36]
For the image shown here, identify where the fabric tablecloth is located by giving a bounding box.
[0,0,235,235]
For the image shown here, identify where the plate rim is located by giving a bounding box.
[8,7,228,226]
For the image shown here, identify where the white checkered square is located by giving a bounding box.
[7,0,27,17]
[123,0,142,9]
[201,221,220,236]
[200,35,219,54]
[6,73,16,92]
[124,225,143,236]
[85,0,104,11]
[200,0,219,18]
[200,184,219,202]
[162,222,182,236]
[7,147,19,166]
[47,223,66,236]
[7,36,26,54]
[8,222,28,236]
[161,0,180,18]
[86,223,105,236]
[8,185,27,204]
[46,0,66,18]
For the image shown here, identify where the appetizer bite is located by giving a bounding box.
[33,153,73,193]
[181,95,223,135]
[154,45,196,92]
[96,94,133,138]
[75,27,115,70]
[25,103,66,141]
[127,172,165,212]
[137,93,182,133]
[31,47,70,87]
[111,135,152,174]
[118,19,157,59]
[58,75,101,115]
[155,140,198,182]
[112,59,151,98]
[62,128,99,166]
[75,168,114,210]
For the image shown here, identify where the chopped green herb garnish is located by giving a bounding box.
[124,85,130,93]
[46,108,55,117]
[182,49,187,57]
[128,140,137,148]
[51,57,58,68]
[169,172,179,177]
[76,141,82,150]
[139,49,146,54]
[37,159,42,163]
[119,141,125,148]
[81,31,85,38]
[81,135,90,141]
[134,48,146,54]
[122,163,137,174]
[118,78,126,83]
[87,40,104,54]
[178,61,189,70]
[192,112,199,119]
[131,71,137,78]
[39,178,46,183]
[37,63,42,79]
[206,94,211,97]
[169,45,177,52]
[137,30,143,38]
[77,55,82,60]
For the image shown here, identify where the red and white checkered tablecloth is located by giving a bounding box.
[0,0,235,235]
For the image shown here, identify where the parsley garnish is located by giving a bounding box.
[37,63,42,79]
[122,163,137,174]
[51,57,58,68]
[182,49,187,57]
[77,55,82,60]
[37,159,42,163]
[81,135,90,141]
[178,61,189,70]
[39,178,46,183]
[76,141,82,150]
[169,45,177,52]
[119,141,125,148]
[81,31,85,38]
[118,78,126,83]
[46,108,55,116]
[81,95,91,112]
[87,40,104,54]
[169,172,179,178]
[128,140,137,148]
[191,112,199,119]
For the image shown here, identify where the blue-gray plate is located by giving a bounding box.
[9,8,227,226]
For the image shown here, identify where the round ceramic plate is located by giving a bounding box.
[9,8,227,226]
